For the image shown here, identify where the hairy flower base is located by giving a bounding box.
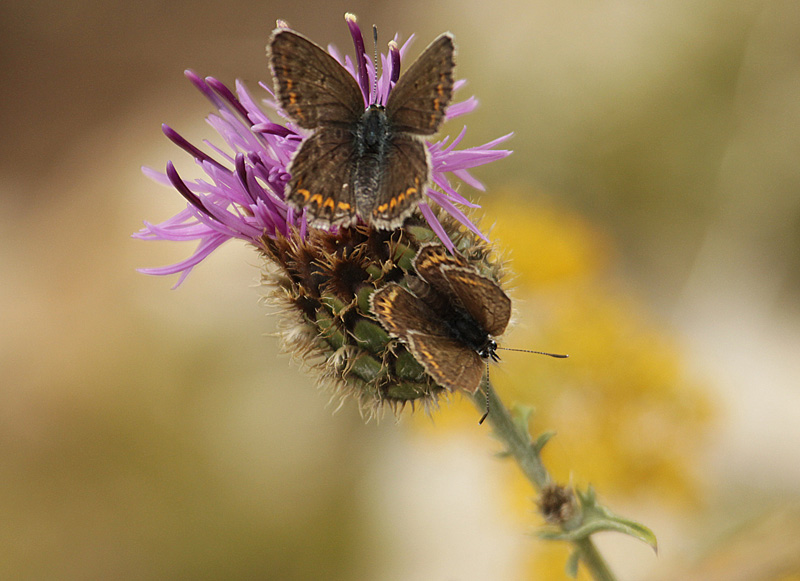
[260,210,503,418]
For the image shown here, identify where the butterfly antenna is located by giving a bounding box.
[497,347,569,358]
[372,25,379,103]
[478,361,490,425]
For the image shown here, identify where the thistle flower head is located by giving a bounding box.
[261,211,506,417]
[538,483,579,526]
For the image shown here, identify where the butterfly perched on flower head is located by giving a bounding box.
[269,26,455,229]
[370,244,511,394]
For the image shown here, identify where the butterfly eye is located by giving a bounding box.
[478,339,498,359]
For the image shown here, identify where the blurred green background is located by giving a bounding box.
[2,0,799,579]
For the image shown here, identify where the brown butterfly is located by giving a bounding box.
[370,244,511,394]
[269,28,455,229]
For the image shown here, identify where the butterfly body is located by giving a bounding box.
[436,303,500,362]
[409,275,499,359]
[269,29,455,229]
[370,244,511,393]
[352,105,392,214]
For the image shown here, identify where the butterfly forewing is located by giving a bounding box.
[385,33,455,135]
[440,267,511,337]
[269,29,365,129]
[286,128,358,227]
[414,244,511,337]
[370,134,429,228]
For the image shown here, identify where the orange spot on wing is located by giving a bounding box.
[422,349,440,370]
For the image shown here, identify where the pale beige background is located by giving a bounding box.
[2,0,799,578]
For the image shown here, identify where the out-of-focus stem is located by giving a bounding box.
[470,381,617,581]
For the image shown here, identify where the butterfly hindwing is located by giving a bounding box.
[414,243,460,291]
[285,128,358,227]
[406,331,485,393]
[269,29,365,130]
[439,266,511,337]
[385,33,455,135]
[369,133,429,229]
[414,244,511,337]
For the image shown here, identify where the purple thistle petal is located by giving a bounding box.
[442,125,467,151]
[252,122,294,137]
[345,13,370,104]
[473,131,515,150]
[388,40,401,84]
[139,232,229,289]
[326,43,345,66]
[236,80,278,128]
[165,161,211,217]
[451,169,486,191]
[446,96,478,119]
[162,125,226,170]
[426,190,490,243]
[430,173,480,208]
[141,165,171,187]
[398,34,415,57]
[431,135,513,172]
[206,76,251,122]
[184,70,224,109]
[418,203,455,253]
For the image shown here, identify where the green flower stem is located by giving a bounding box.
[476,379,549,488]
[574,538,616,581]
[470,381,617,581]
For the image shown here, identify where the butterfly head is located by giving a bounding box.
[478,338,500,362]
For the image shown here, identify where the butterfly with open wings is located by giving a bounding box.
[269,27,455,229]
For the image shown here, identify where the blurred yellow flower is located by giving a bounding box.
[412,190,715,578]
